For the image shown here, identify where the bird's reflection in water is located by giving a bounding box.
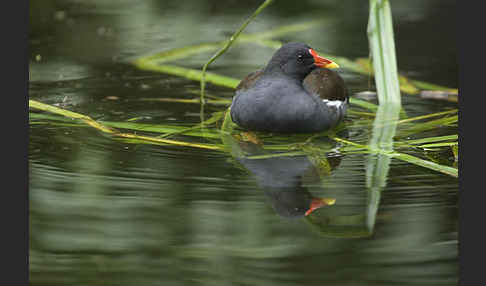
[233,139,342,218]
[224,130,373,238]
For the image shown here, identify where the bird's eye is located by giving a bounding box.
[297,54,303,62]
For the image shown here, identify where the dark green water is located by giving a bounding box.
[29,0,458,285]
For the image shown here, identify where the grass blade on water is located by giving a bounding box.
[29,100,222,151]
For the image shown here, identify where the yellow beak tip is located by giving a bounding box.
[322,198,336,205]
[325,62,340,69]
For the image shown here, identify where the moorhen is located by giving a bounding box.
[230,42,348,133]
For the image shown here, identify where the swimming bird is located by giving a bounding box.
[230,42,348,133]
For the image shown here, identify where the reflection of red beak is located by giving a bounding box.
[305,198,336,216]
[309,49,339,69]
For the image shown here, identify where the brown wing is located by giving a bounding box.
[303,68,348,102]
[236,69,264,92]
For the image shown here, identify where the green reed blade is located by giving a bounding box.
[368,0,401,104]
[397,115,458,138]
[349,98,379,111]
[452,144,458,161]
[134,63,240,89]
[138,43,222,65]
[416,142,458,149]
[400,135,458,146]
[101,121,223,139]
[138,97,232,105]
[397,109,458,124]
[392,153,458,177]
[411,79,459,95]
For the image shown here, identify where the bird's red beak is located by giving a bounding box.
[309,49,339,69]
[304,197,336,216]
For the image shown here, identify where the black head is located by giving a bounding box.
[264,42,338,81]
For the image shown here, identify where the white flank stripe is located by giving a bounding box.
[322,99,344,108]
